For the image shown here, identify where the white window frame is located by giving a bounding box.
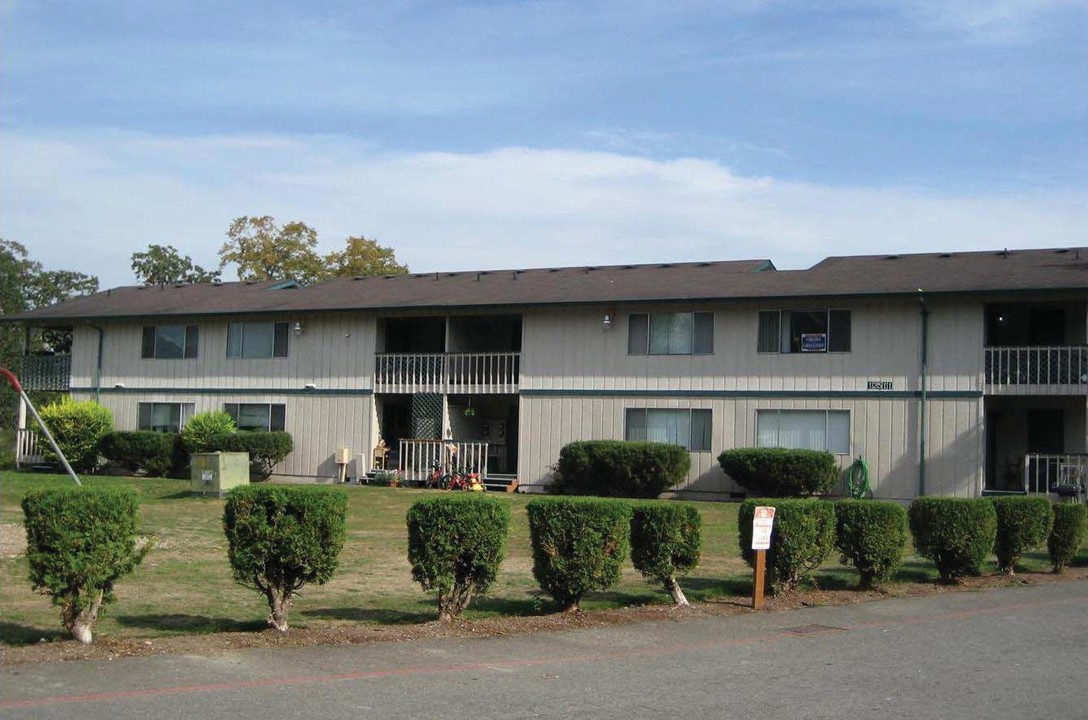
[137,402,195,433]
[756,409,850,454]
[628,312,713,356]
[224,403,286,432]
[227,322,289,359]
[624,408,713,452]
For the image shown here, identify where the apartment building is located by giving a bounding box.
[10,247,1088,500]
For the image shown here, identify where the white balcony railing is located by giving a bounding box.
[375,352,519,394]
[1023,453,1088,498]
[396,439,490,484]
[15,429,44,467]
[985,346,1088,388]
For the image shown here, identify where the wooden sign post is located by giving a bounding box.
[751,506,775,610]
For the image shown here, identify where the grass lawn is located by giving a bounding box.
[1,472,757,646]
[1,472,1079,648]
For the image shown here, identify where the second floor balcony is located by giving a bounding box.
[374,352,520,394]
[19,354,71,392]
[985,346,1088,394]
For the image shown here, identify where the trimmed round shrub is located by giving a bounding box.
[738,498,836,594]
[1048,503,1087,573]
[36,398,114,473]
[718,448,838,497]
[223,485,347,631]
[990,497,1054,574]
[908,498,997,582]
[407,494,511,622]
[630,502,702,605]
[22,486,150,643]
[526,497,633,611]
[218,431,294,480]
[834,500,909,589]
[182,410,236,453]
[99,431,184,477]
[548,440,690,498]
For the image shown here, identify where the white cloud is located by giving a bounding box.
[2,129,1085,287]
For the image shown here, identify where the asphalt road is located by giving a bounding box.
[3,580,1086,720]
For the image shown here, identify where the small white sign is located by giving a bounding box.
[202,470,215,484]
[751,506,776,551]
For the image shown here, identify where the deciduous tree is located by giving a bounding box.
[131,244,220,285]
[218,216,409,283]
[218,216,324,284]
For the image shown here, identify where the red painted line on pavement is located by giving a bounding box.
[2,593,1081,710]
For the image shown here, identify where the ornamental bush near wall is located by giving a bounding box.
[908,498,997,582]
[21,486,150,644]
[526,497,632,611]
[718,448,838,497]
[223,485,347,631]
[990,497,1054,574]
[36,398,114,474]
[406,494,511,622]
[181,411,236,454]
[834,500,910,589]
[99,431,185,477]
[629,502,702,606]
[548,440,690,498]
[1048,504,1087,573]
[738,498,836,594]
[218,431,294,480]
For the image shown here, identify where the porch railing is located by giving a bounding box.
[15,429,44,468]
[397,439,490,484]
[985,346,1088,388]
[1023,453,1088,497]
[375,352,520,394]
[20,354,72,392]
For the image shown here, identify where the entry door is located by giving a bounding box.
[1027,409,1064,454]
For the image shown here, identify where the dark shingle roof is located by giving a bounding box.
[9,248,1087,324]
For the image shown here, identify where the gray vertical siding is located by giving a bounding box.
[518,394,983,500]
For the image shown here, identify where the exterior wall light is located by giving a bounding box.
[293,322,304,335]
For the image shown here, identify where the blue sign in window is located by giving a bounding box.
[801,333,827,352]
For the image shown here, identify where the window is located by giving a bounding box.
[757,310,850,353]
[756,410,850,454]
[141,325,199,359]
[628,312,713,355]
[138,402,194,433]
[625,408,712,452]
[225,403,286,432]
[227,322,289,359]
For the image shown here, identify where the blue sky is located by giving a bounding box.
[3,0,1086,289]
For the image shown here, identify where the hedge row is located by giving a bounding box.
[738,496,1084,593]
[36,407,293,479]
[22,485,1088,644]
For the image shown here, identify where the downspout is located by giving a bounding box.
[918,293,929,497]
[89,324,104,403]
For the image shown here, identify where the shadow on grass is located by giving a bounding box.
[300,608,435,625]
[112,614,266,634]
[680,575,752,603]
[470,595,550,618]
[0,621,67,647]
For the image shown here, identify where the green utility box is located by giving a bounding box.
[191,452,250,496]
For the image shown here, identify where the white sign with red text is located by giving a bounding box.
[751,506,776,551]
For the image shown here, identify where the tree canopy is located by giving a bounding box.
[218,216,408,284]
[131,244,221,285]
[1,240,99,318]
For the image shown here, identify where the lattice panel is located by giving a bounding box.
[410,393,443,439]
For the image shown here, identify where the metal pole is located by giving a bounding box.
[918,293,929,497]
[0,368,81,486]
